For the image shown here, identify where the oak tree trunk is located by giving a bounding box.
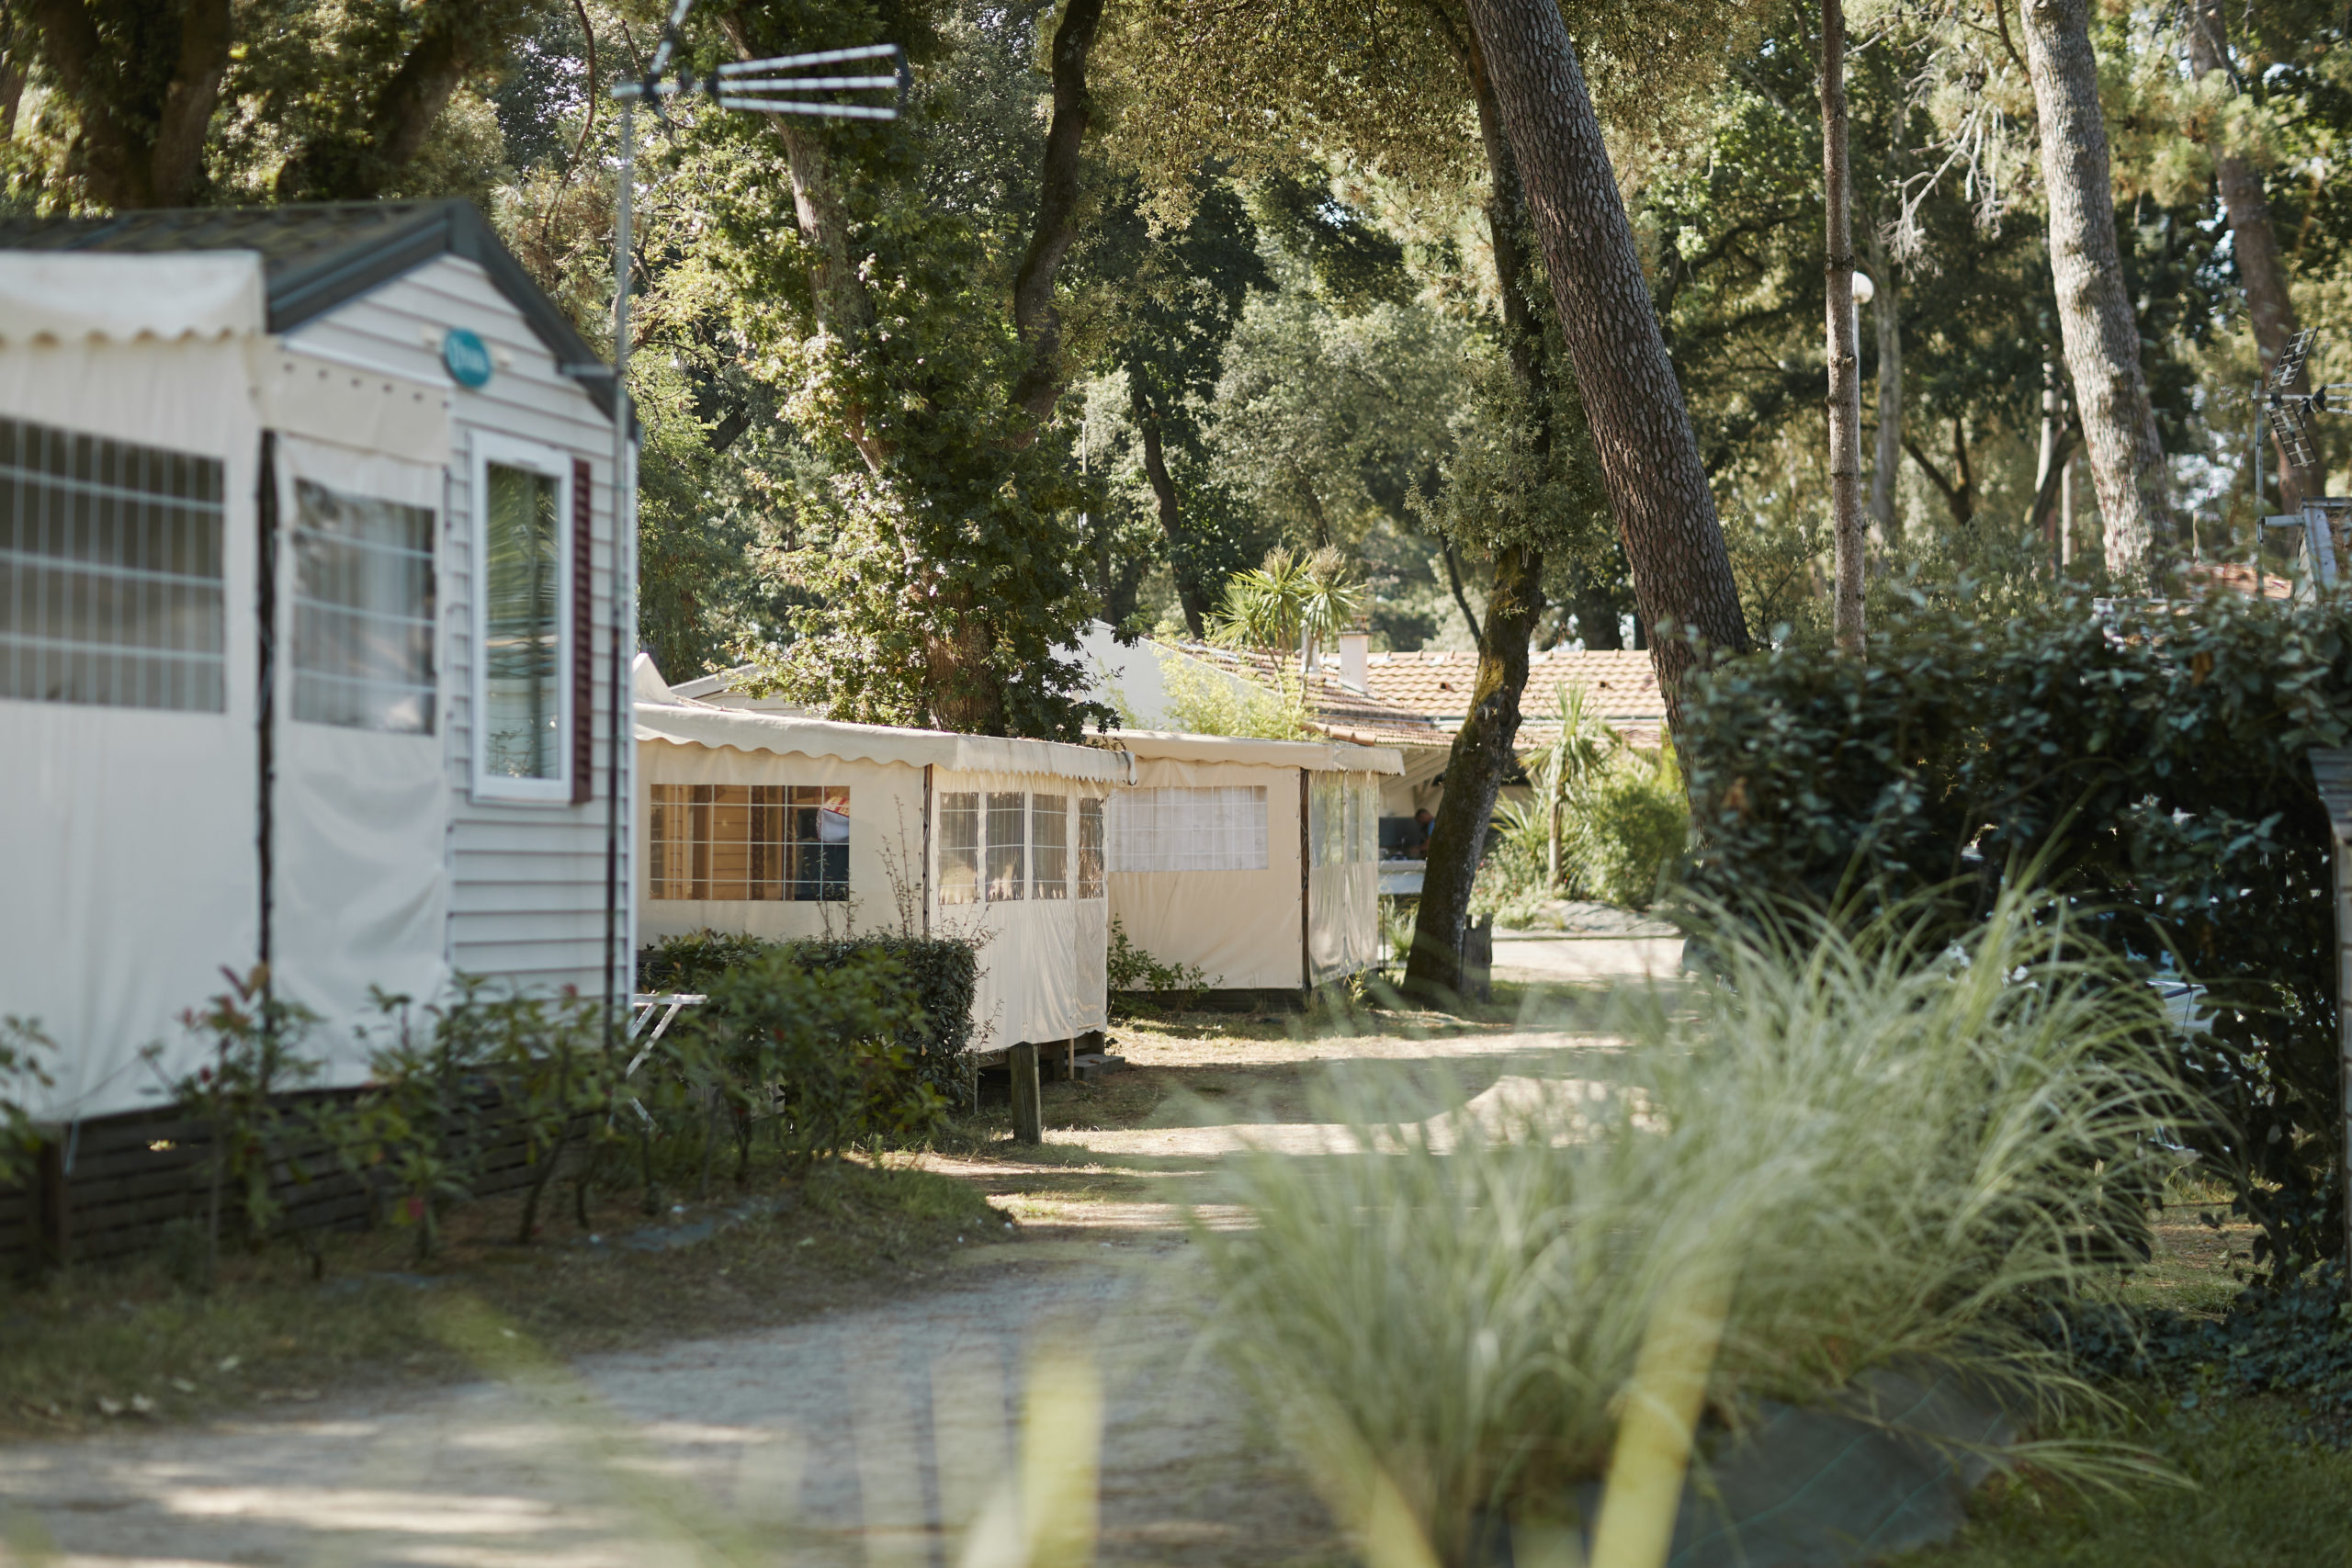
[1130,377,1208,639]
[1821,0,1865,652]
[2018,0,2176,587]
[1456,0,1750,737]
[1009,0,1107,428]
[2188,0,2310,509]
[1406,19,1551,1000]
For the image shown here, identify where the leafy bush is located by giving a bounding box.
[1194,888,2198,1563]
[329,982,610,1257]
[1679,587,2352,1272]
[1582,766,1688,909]
[684,946,944,1174]
[0,1016,54,1189]
[639,930,978,1107]
[1106,915,1210,998]
[153,967,330,1280]
[1159,653,1318,739]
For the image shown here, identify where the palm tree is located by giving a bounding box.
[1209,546,1364,681]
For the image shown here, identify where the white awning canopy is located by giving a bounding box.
[636,701,1133,784]
[0,253,266,344]
[1109,728,1404,775]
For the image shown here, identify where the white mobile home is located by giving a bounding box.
[634,662,1130,1051]
[1106,731,1404,992]
[0,202,636,1121]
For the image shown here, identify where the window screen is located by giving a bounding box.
[939,792,980,905]
[1108,786,1268,872]
[1356,775,1380,863]
[481,462,561,780]
[1034,794,1069,899]
[291,479,435,732]
[0,415,224,711]
[1077,796,1105,898]
[986,792,1026,902]
[646,784,847,900]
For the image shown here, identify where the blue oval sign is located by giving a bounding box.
[441,327,493,389]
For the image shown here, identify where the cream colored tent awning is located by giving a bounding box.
[1108,728,1404,775]
[635,701,1133,784]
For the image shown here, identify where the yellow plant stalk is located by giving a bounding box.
[1589,1272,1733,1568]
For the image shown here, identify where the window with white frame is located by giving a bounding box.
[290,479,435,732]
[1034,794,1068,899]
[0,415,225,712]
[985,792,1026,901]
[1107,786,1268,872]
[939,792,980,905]
[472,438,571,799]
[1077,796,1105,898]
[647,784,848,900]
[1310,773,1384,867]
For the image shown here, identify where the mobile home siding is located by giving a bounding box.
[287,254,631,999]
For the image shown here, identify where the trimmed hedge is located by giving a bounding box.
[1679,588,2352,1273]
[639,930,979,1107]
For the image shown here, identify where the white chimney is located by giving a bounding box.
[1339,630,1370,693]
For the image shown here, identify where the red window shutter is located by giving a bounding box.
[571,457,594,805]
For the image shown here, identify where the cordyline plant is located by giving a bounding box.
[1190,886,2199,1564]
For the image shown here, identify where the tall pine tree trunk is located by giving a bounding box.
[2188,0,2310,509]
[2019,0,2176,586]
[1821,0,1865,652]
[1455,0,1750,739]
[1405,22,1549,1000]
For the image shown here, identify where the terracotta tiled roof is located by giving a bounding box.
[1363,648,1664,727]
[1163,642,1666,752]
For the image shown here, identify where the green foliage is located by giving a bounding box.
[1582,761,1690,909]
[153,968,329,1274]
[1209,545,1364,672]
[681,946,944,1174]
[1679,589,2352,1274]
[0,1016,55,1190]
[639,929,979,1108]
[329,980,607,1260]
[1196,888,2198,1562]
[1106,916,1209,998]
[1159,655,1318,740]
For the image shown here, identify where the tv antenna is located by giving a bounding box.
[2257,330,2352,596]
[598,0,902,1051]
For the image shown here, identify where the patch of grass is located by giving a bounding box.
[0,1157,1011,1439]
[1898,1399,2352,1566]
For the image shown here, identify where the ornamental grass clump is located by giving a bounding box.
[1192,887,2199,1563]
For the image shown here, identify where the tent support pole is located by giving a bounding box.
[256,431,278,989]
[605,97,635,1059]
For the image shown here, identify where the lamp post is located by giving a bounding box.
[600,0,902,1040]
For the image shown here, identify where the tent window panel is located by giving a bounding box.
[1356,775,1380,863]
[290,479,435,733]
[1034,794,1069,899]
[939,792,980,905]
[645,783,849,900]
[986,792,1026,902]
[1107,786,1269,873]
[1077,796,1105,898]
[0,414,225,712]
[481,461,562,781]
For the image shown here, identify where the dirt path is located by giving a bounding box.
[0,984,1645,1568]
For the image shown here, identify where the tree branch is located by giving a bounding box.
[1008,0,1107,429]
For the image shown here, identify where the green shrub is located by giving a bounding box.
[1678,587,2352,1273]
[1195,887,2199,1563]
[1582,768,1688,909]
[0,1016,52,1190]
[679,946,945,1173]
[1106,915,1210,998]
[638,930,978,1107]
